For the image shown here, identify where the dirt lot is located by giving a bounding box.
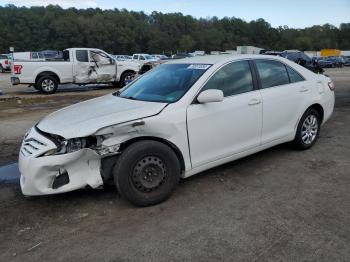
[0,69,349,261]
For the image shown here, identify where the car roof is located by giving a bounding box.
[166,54,289,65]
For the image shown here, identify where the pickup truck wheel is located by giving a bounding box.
[0,65,4,73]
[113,141,180,206]
[37,76,58,94]
[120,71,135,87]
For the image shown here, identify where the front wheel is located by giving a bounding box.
[292,108,321,150]
[113,141,181,206]
[119,71,135,87]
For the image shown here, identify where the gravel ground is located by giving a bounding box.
[0,68,349,261]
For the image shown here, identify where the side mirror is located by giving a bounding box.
[110,58,116,65]
[197,89,224,104]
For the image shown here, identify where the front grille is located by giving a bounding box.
[20,127,57,158]
[21,138,47,157]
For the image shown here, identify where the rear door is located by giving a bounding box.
[254,59,310,143]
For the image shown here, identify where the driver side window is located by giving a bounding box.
[202,60,254,97]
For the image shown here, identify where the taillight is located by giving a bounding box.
[14,65,23,74]
[328,81,335,91]
[4,60,8,65]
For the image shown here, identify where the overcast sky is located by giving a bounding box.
[1,0,349,28]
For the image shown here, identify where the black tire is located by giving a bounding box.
[0,65,4,73]
[119,71,135,87]
[37,75,58,94]
[113,141,181,206]
[292,108,321,150]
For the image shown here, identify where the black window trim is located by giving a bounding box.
[192,59,259,104]
[285,64,306,83]
[252,58,306,90]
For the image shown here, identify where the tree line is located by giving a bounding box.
[0,5,349,55]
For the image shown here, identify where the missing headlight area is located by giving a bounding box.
[35,126,99,156]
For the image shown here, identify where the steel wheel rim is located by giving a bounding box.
[301,115,318,144]
[41,79,55,92]
[131,156,167,193]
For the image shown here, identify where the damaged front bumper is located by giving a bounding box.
[18,127,103,196]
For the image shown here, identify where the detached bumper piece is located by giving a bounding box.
[11,77,20,85]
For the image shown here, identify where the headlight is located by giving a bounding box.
[44,138,87,156]
[66,138,86,153]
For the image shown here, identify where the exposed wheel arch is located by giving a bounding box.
[307,104,324,124]
[120,136,185,173]
[101,136,186,183]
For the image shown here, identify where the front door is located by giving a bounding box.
[187,60,262,168]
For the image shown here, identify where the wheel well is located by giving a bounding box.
[120,70,136,80]
[35,71,60,85]
[308,104,324,123]
[100,136,186,183]
[121,137,186,172]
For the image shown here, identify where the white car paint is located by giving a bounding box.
[18,55,335,196]
[11,48,140,88]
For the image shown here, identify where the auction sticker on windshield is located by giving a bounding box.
[187,64,211,70]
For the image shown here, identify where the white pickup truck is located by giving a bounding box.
[11,48,141,94]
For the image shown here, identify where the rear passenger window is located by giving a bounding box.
[256,60,290,89]
[202,61,254,97]
[76,50,89,62]
[286,66,304,83]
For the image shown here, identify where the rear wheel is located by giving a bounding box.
[37,76,58,94]
[292,108,321,150]
[0,65,4,73]
[113,141,180,206]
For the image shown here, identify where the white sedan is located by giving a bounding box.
[19,55,335,206]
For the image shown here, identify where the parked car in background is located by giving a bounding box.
[326,57,345,68]
[132,54,157,64]
[0,54,12,72]
[18,55,334,206]
[151,54,169,60]
[344,56,350,66]
[11,48,141,94]
[114,55,132,61]
[13,52,46,61]
[172,53,192,59]
[313,57,334,68]
[280,51,323,73]
[263,51,283,56]
[41,50,63,60]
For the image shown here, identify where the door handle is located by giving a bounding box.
[248,99,261,106]
[299,87,309,93]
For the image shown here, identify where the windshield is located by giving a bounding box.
[118,63,211,103]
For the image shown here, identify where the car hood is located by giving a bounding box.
[37,94,167,139]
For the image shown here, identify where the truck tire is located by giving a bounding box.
[37,76,58,94]
[120,71,135,87]
[0,65,4,73]
[113,140,181,206]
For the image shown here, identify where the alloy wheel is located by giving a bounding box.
[301,114,318,144]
